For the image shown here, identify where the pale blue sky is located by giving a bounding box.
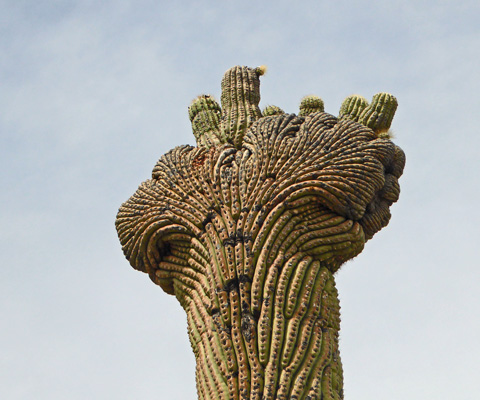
[1,1,480,399]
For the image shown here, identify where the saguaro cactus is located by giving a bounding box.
[115,65,405,399]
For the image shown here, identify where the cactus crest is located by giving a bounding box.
[116,65,405,400]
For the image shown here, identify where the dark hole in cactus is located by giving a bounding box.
[223,278,240,293]
[201,211,215,228]
[156,239,172,259]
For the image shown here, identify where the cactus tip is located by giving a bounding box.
[256,65,268,76]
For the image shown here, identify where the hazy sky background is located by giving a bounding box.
[1,1,479,399]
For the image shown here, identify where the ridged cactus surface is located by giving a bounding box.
[115,66,405,399]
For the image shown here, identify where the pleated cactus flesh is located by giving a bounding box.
[115,65,405,400]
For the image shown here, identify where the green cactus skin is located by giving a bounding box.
[188,95,223,148]
[339,93,398,137]
[220,66,264,149]
[262,105,285,117]
[358,93,398,136]
[115,66,405,399]
[338,95,369,122]
[299,95,325,116]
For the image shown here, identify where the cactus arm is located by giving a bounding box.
[220,66,265,149]
[339,93,398,137]
[299,95,325,116]
[189,95,223,148]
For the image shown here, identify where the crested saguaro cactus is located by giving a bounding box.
[115,66,405,399]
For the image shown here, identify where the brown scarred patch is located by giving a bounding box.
[192,146,215,169]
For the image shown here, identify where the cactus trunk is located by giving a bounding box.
[169,209,348,399]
